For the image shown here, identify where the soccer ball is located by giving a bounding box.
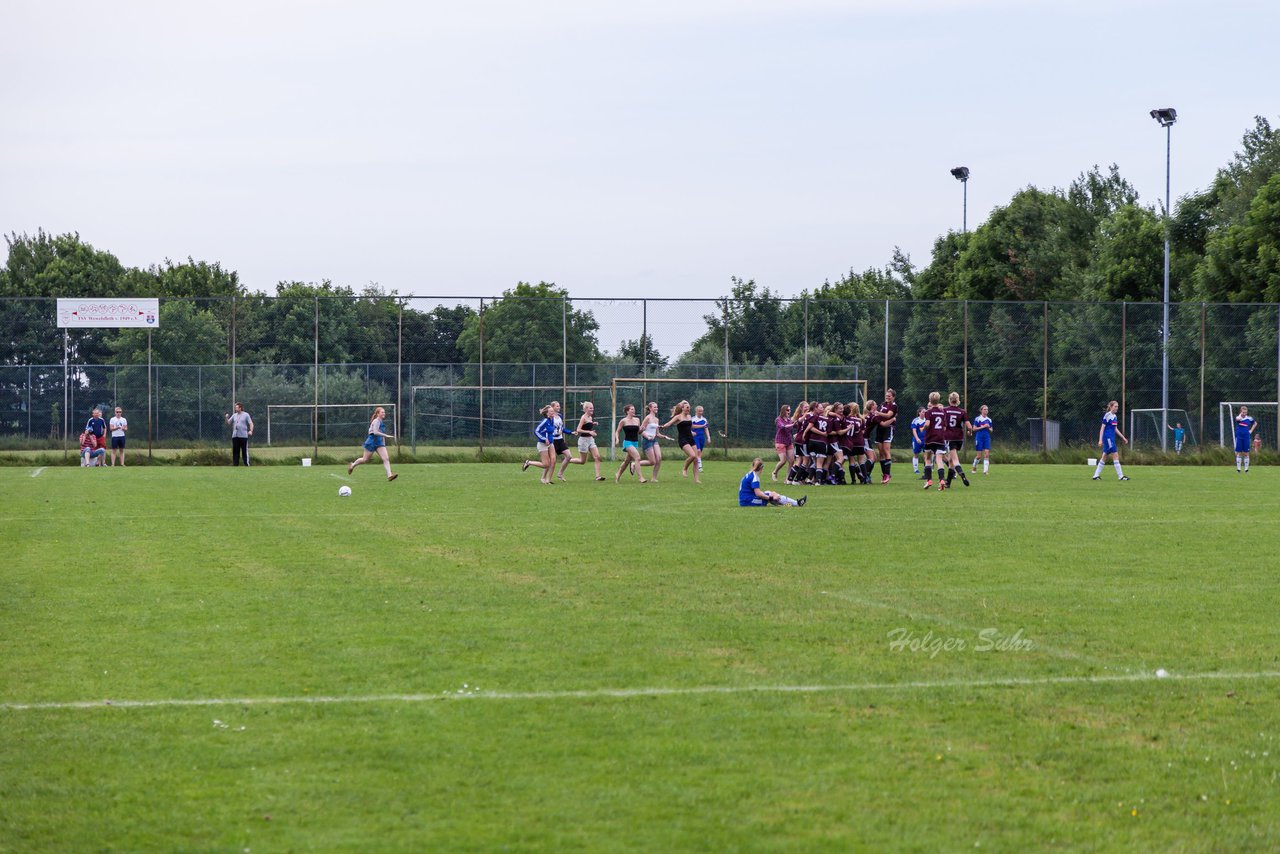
[338,485,352,497]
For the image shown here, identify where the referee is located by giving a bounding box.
[224,402,254,466]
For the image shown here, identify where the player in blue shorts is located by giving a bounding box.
[910,407,927,476]
[971,405,992,474]
[739,458,805,507]
[1168,421,1185,454]
[348,406,398,481]
[1233,406,1257,473]
[1092,400,1129,481]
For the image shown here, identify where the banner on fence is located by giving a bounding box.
[56,298,160,328]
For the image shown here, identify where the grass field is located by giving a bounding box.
[3,460,1278,851]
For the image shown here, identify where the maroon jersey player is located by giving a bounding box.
[875,388,899,483]
[942,392,971,488]
[922,392,948,489]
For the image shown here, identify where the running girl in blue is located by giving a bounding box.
[1234,405,1257,473]
[971,405,992,474]
[1093,400,1129,481]
[348,406,398,481]
[522,403,558,484]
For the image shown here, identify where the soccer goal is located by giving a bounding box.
[1128,408,1197,453]
[265,403,397,446]
[1218,402,1277,451]
[608,377,868,461]
[408,385,612,452]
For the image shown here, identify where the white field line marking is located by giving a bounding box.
[328,472,351,482]
[821,589,1117,670]
[4,670,1279,712]
[30,467,46,478]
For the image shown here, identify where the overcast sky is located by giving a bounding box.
[4,0,1276,306]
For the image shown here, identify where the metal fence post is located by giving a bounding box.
[397,301,404,452]
[313,296,320,460]
[883,300,889,398]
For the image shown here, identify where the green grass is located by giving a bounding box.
[2,461,1278,851]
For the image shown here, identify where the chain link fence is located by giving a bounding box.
[4,295,1278,453]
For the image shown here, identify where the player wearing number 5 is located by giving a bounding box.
[1093,400,1129,481]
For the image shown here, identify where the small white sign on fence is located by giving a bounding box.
[57,298,160,328]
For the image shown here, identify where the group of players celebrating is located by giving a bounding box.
[772,388,903,487]
[771,388,994,491]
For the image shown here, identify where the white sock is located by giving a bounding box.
[1114,460,1124,478]
[1094,461,1105,477]
[973,457,979,469]
[983,459,989,473]
[912,456,919,473]
[1236,455,1242,471]
[781,496,798,506]
[1244,456,1250,472]
[697,459,703,471]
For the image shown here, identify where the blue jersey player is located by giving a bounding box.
[1093,400,1129,481]
[1234,406,1257,473]
[971,405,992,474]
[739,458,805,507]
[910,408,927,476]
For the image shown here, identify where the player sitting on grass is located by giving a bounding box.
[740,458,805,507]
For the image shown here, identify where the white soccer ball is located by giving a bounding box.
[1155,668,1169,679]
[338,485,352,497]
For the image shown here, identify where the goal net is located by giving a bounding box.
[409,385,611,452]
[266,403,397,446]
[1218,402,1277,451]
[609,377,868,461]
[1128,408,1197,452]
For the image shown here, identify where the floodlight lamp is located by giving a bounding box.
[1149,108,1177,127]
[950,166,970,182]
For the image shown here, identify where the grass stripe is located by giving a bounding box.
[5,669,1279,712]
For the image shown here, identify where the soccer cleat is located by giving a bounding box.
[557,475,567,482]
[881,474,891,485]
[797,495,807,507]
[348,461,355,474]
[595,475,606,481]
[960,474,970,487]
[521,460,530,472]
[388,473,398,482]
[1119,476,1130,481]
[923,480,932,490]
[1092,476,1101,480]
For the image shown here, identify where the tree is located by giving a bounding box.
[687,277,787,366]
[1197,173,1280,302]
[455,282,602,382]
[1087,204,1165,302]
[616,333,668,374]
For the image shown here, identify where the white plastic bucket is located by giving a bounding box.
[1086,458,1097,466]
[301,458,312,467]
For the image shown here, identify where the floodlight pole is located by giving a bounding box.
[951,167,970,233]
[1151,108,1176,452]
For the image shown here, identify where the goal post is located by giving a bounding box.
[608,377,868,461]
[408,385,611,453]
[265,403,397,447]
[1218,402,1277,451]
[1128,408,1197,452]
